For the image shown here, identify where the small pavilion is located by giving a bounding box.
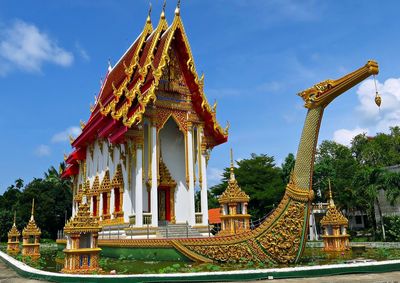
[320,180,350,252]
[22,199,41,258]
[62,193,102,274]
[7,212,20,253]
[218,149,251,236]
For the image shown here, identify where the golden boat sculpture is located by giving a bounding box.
[166,60,379,264]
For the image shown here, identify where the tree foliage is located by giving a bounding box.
[0,163,72,241]
[210,154,285,219]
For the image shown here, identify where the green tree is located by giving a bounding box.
[313,140,359,210]
[281,153,295,184]
[210,154,285,219]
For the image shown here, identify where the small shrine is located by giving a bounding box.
[218,149,251,236]
[320,180,350,252]
[7,212,20,253]
[61,194,102,274]
[22,199,41,258]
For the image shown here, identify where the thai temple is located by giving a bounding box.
[62,2,228,236]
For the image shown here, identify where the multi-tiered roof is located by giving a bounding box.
[63,4,228,178]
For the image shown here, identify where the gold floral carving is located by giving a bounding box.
[257,201,305,263]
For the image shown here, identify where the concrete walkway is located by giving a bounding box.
[250,271,400,282]
[1,258,400,283]
[0,260,49,283]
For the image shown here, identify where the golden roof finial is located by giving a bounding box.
[230,148,235,180]
[328,179,334,207]
[31,198,35,220]
[147,2,152,23]
[175,0,181,15]
[161,0,166,19]
[13,211,16,226]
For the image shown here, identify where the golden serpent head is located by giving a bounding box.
[298,60,379,109]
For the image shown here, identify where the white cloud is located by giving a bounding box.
[75,42,90,61]
[356,77,400,132]
[333,127,368,146]
[51,126,81,143]
[0,20,73,75]
[35,145,51,157]
[207,167,224,187]
[332,77,400,144]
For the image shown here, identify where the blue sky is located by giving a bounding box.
[1,0,400,193]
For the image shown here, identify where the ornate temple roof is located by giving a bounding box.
[8,212,20,238]
[64,202,101,234]
[219,150,250,204]
[63,5,228,178]
[320,181,348,227]
[22,199,41,237]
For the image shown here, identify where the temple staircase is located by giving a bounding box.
[156,223,203,238]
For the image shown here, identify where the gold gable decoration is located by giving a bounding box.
[320,203,348,226]
[8,225,20,238]
[100,171,111,192]
[159,158,177,187]
[320,184,348,227]
[111,164,124,188]
[64,203,101,234]
[219,154,249,204]
[8,214,20,238]
[22,200,41,237]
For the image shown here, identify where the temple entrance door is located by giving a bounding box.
[158,186,171,225]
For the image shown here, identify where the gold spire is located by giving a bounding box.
[161,0,166,19]
[13,211,16,226]
[328,179,334,207]
[31,198,35,220]
[147,2,152,23]
[230,148,235,180]
[175,0,181,15]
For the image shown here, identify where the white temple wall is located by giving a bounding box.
[159,118,192,224]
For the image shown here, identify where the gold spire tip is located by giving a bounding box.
[175,0,181,15]
[230,148,235,180]
[31,198,35,217]
[161,0,166,18]
[13,211,16,226]
[147,2,152,23]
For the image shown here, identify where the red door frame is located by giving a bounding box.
[158,186,171,221]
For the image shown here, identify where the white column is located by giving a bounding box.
[201,154,209,225]
[135,143,143,227]
[122,164,132,223]
[110,188,115,217]
[72,200,76,217]
[187,125,196,226]
[99,193,103,218]
[150,124,158,226]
